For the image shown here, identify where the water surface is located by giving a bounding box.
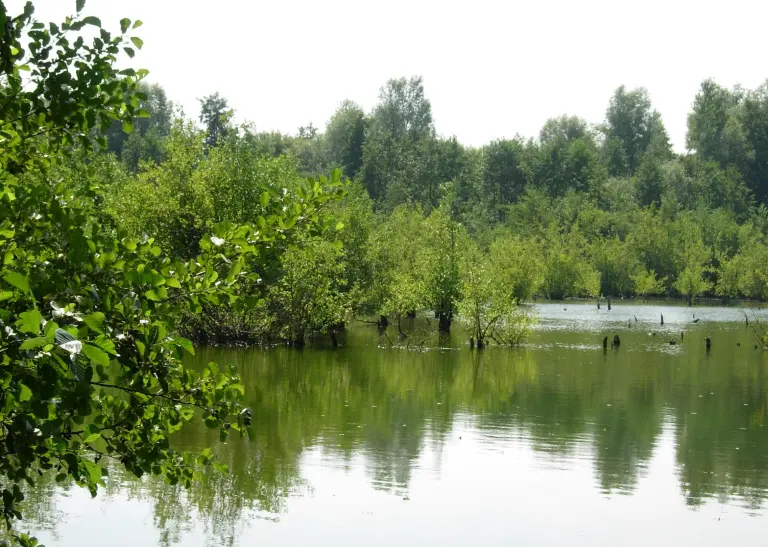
[23,303,768,546]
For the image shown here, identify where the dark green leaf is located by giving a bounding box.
[82,16,101,27]
[76,0,86,12]
[120,18,130,33]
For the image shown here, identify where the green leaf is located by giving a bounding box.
[83,344,110,366]
[130,37,144,49]
[133,20,143,29]
[259,192,270,208]
[124,47,135,58]
[17,310,42,334]
[3,271,29,293]
[335,221,344,231]
[179,407,194,421]
[83,312,105,334]
[83,461,102,484]
[174,337,195,355]
[93,335,116,356]
[122,119,134,134]
[136,109,151,119]
[82,16,101,27]
[120,18,130,33]
[0,291,14,302]
[19,384,32,403]
[83,424,101,444]
[20,337,48,350]
[76,0,86,13]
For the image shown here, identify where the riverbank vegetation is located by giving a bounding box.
[97,78,768,345]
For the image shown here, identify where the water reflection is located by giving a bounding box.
[21,306,768,545]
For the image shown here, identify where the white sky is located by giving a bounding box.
[15,0,768,151]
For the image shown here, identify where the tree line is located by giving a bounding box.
[95,76,768,347]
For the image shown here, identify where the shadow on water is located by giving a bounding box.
[19,303,768,545]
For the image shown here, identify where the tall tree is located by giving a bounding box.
[199,92,232,148]
[361,76,435,206]
[325,100,367,179]
[539,115,594,147]
[686,79,746,168]
[602,86,669,174]
[369,76,434,141]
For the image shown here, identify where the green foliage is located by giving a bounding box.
[268,240,348,346]
[488,234,543,302]
[199,92,232,149]
[456,242,535,347]
[632,269,667,298]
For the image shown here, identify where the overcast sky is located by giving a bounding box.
[15,0,768,151]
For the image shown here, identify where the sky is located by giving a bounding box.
[15,0,768,152]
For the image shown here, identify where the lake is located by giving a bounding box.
[21,302,768,546]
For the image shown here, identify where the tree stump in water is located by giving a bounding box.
[705,337,711,350]
[661,314,664,326]
[603,336,608,350]
[612,334,620,348]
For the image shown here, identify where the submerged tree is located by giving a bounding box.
[457,243,534,348]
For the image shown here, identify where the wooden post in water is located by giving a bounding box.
[607,298,612,311]
[603,336,608,350]
[661,314,664,326]
[705,337,711,351]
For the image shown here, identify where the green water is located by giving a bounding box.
[24,303,768,546]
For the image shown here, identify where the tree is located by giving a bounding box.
[369,76,434,141]
[199,92,232,148]
[672,216,713,305]
[539,115,594,147]
[488,234,543,302]
[366,205,429,334]
[103,83,173,162]
[457,243,534,348]
[482,138,533,218]
[602,86,669,175]
[325,100,367,179]
[422,206,466,332]
[269,240,349,347]
[632,269,667,298]
[686,79,746,169]
[739,83,768,204]
[360,76,435,206]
